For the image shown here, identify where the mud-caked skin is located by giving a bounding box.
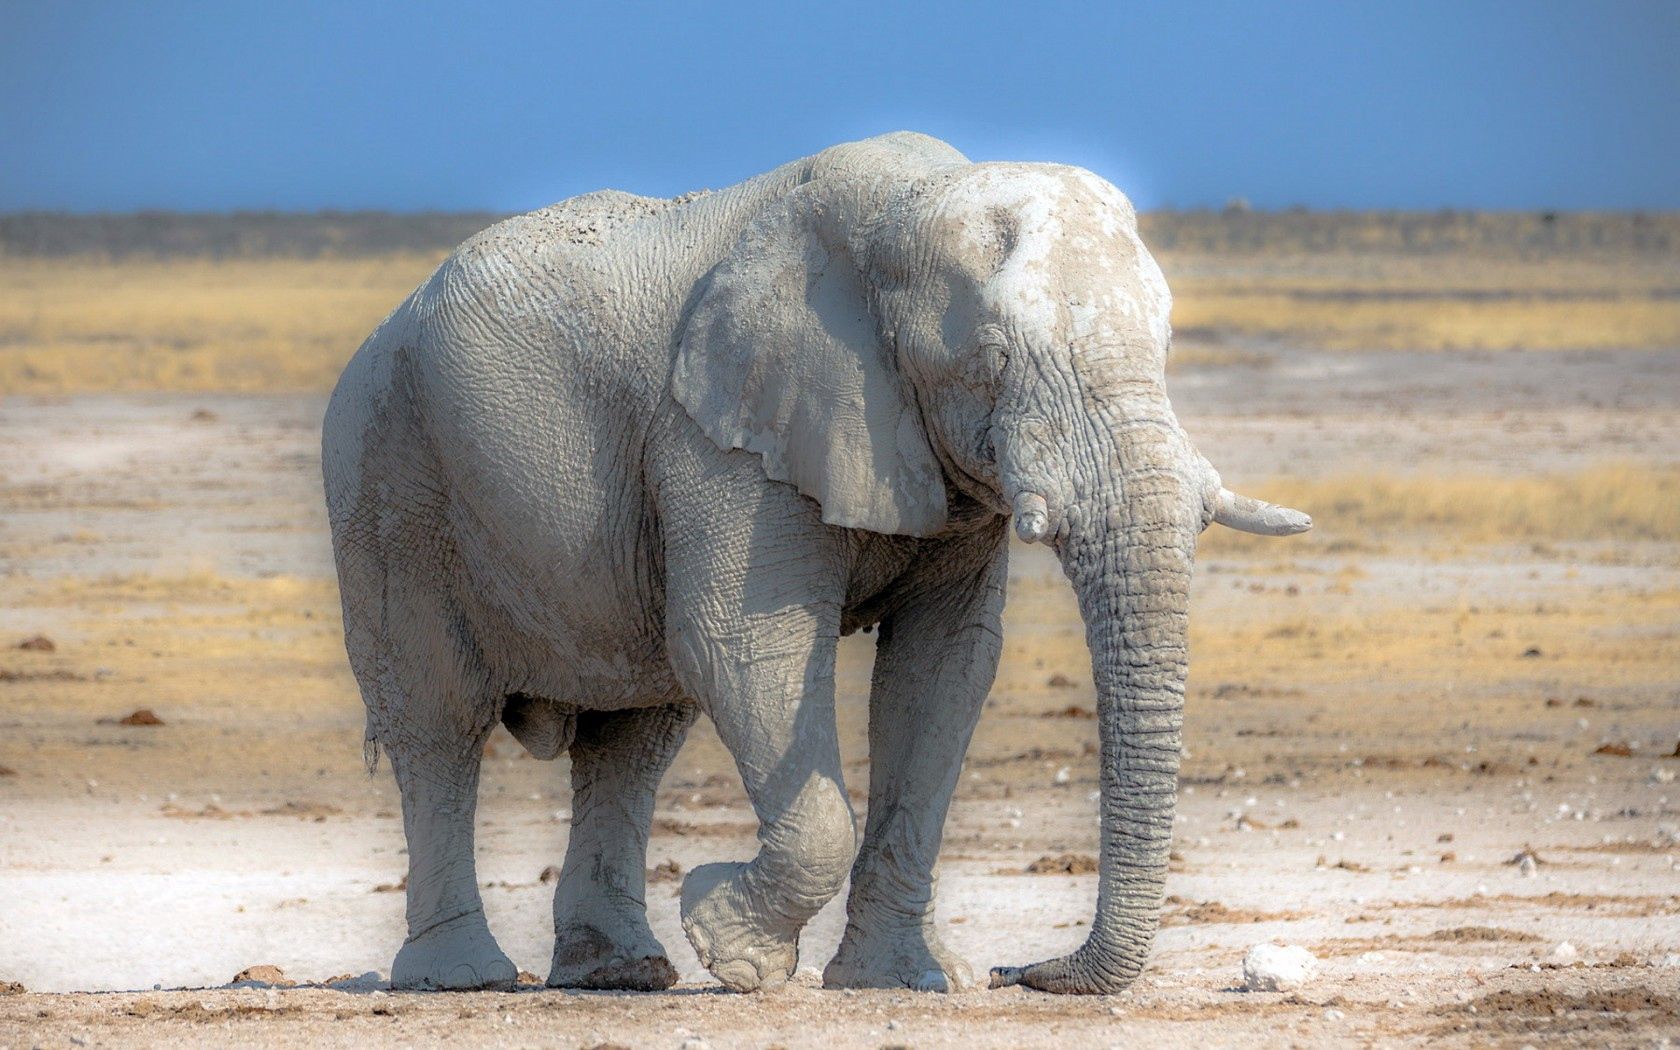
[322,132,1310,995]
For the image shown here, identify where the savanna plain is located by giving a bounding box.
[2,211,1678,1047]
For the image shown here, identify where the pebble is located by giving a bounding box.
[1242,943,1317,992]
[1548,942,1578,966]
[1517,854,1538,878]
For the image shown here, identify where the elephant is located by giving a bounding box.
[321,131,1310,996]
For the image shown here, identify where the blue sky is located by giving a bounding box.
[2,1,1676,212]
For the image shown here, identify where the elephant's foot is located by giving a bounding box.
[391,911,517,991]
[549,921,678,991]
[823,917,973,992]
[680,861,800,992]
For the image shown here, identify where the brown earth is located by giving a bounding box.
[2,327,1678,1044]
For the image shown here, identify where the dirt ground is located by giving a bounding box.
[2,344,1678,1047]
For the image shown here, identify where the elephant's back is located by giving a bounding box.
[414,188,702,396]
[500,189,684,248]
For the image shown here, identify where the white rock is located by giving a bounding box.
[1649,953,1680,969]
[1548,941,1578,966]
[1517,854,1538,878]
[1242,943,1317,992]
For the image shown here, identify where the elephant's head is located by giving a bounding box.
[674,133,1309,994]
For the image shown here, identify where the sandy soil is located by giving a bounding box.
[2,346,1677,1047]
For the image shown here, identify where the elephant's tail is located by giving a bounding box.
[363,719,381,777]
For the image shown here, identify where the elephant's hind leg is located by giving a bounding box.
[336,529,515,990]
[549,703,696,991]
[388,735,515,991]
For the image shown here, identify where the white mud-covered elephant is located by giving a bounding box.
[321,132,1309,995]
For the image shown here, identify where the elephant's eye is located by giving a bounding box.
[961,342,1005,396]
[971,330,1008,386]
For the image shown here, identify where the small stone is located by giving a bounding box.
[328,971,387,991]
[1242,943,1317,992]
[230,964,293,987]
[1649,953,1680,968]
[16,635,55,652]
[679,1038,711,1050]
[1547,942,1578,966]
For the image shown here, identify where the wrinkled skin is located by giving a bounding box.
[322,132,1309,995]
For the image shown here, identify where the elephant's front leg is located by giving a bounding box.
[825,534,1008,992]
[662,506,858,992]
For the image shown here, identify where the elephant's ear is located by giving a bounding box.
[672,182,948,536]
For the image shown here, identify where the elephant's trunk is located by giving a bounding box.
[992,403,1199,995]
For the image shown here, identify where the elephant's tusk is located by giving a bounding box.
[1212,488,1312,536]
[1013,491,1050,543]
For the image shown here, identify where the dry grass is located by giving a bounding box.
[995,555,1680,736]
[1171,290,1680,353]
[1161,252,1680,354]
[3,572,351,718]
[15,569,338,611]
[1196,585,1680,682]
[4,222,1677,395]
[1199,465,1680,554]
[0,255,442,393]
